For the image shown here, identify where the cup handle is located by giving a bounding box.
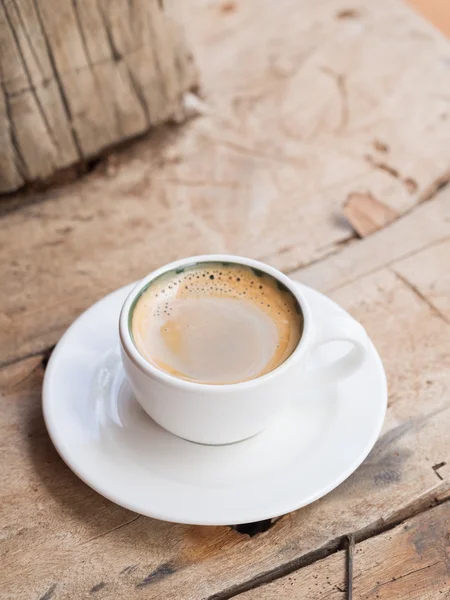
[304,316,369,387]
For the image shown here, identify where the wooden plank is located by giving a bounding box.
[294,186,450,294]
[393,238,450,323]
[1,248,449,599]
[238,500,450,600]
[2,0,450,364]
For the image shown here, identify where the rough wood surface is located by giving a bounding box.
[238,500,450,600]
[1,0,450,365]
[393,239,450,323]
[1,193,449,599]
[0,0,197,193]
[294,188,450,294]
[1,0,450,598]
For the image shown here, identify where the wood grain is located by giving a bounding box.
[1,0,450,365]
[294,186,450,294]
[1,0,449,598]
[238,500,450,599]
[0,0,197,193]
[1,197,449,599]
[393,239,450,323]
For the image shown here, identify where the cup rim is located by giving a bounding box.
[119,254,311,392]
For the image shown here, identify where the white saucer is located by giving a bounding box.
[43,281,387,525]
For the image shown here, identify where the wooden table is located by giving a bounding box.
[1,1,449,598]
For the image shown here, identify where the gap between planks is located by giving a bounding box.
[298,179,449,280]
[205,495,450,600]
[391,269,450,325]
[323,234,450,296]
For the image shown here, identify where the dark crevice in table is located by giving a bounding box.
[205,494,450,600]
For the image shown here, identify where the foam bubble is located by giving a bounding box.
[131,262,303,384]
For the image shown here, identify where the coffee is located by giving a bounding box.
[131,262,303,384]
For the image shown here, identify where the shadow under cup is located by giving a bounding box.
[127,260,304,386]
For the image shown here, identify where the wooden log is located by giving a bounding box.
[0,0,197,193]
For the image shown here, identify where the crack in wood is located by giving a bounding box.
[120,564,137,575]
[0,23,28,183]
[205,496,450,600]
[404,177,418,194]
[97,1,151,127]
[79,514,141,546]
[31,0,84,160]
[280,233,357,276]
[0,65,27,182]
[336,9,361,20]
[324,234,450,294]
[391,269,449,324]
[372,139,389,153]
[374,560,441,590]
[146,8,170,103]
[125,62,152,126]
[418,168,450,204]
[71,0,118,138]
[432,462,446,481]
[12,0,46,80]
[206,537,344,600]
[3,0,60,158]
[365,155,423,195]
[365,154,399,178]
[4,80,51,99]
[0,344,54,371]
[320,67,349,131]
[97,2,122,62]
[1,46,148,89]
[346,534,355,600]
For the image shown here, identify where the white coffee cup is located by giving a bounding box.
[119,255,369,445]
